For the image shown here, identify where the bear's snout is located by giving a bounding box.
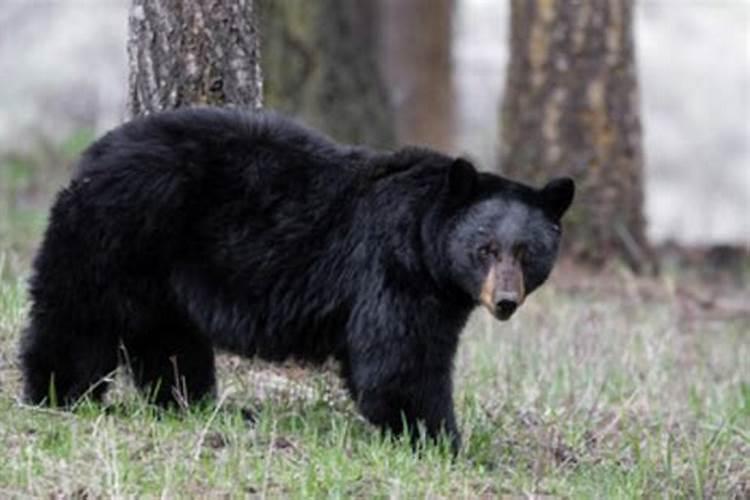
[479,255,525,321]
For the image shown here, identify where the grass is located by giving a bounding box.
[0,142,748,497]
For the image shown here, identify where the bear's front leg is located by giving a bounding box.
[346,295,466,455]
[353,366,461,455]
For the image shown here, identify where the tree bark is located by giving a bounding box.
[500,0,652,271]
[379,0,456,151]
[260,0,395,148]
[127,0,262,117]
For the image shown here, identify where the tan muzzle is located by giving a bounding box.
[479,254,525,320]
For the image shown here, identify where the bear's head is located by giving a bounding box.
[439,159,575,320]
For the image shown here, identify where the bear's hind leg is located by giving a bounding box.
[124,318,216,408]
[20,313,119,406]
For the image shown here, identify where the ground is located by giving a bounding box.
[0,140,748,497]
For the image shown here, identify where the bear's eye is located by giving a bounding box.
[477,243,497,260]
[513,244,526,260]
[551,223,561,234]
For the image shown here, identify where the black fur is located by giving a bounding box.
[20,107,573,452]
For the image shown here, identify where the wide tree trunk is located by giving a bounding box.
[500,0,652,271]
[127,0,262,117]
[260,0,395,148]
[379,0,455,151]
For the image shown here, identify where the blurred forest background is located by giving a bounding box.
[0,2,748,496]
[1,0,748,249]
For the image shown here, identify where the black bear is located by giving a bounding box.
[20,107,574,452]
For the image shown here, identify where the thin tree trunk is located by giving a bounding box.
[379,0,456,151]
[500,0,652,272]
[260,0,395,148]
[127,0,262,117]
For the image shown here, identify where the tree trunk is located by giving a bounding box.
[127,0,262,117]
[260,0,395,148]
[500,0,652,272]
[379,0,456,151]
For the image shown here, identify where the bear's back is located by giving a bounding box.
[37,109,372,290]
[76,108,365,185]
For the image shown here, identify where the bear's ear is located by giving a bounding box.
[540,177,575,220]
[448,158,478,200]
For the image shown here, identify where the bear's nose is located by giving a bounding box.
[495,299,518,319]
